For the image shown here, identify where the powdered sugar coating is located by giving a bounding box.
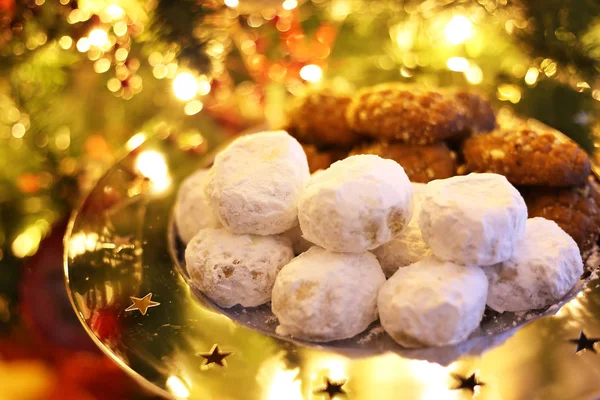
[372,183,431,277]
[298,155,413,253]
[378,257,488,347]
[175,169,220,244]
[419,173,527,266]
[206,131,310,235]
[185,227,294,308]
[483,217,583,312]
[272,247,386,341]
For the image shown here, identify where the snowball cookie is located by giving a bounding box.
[484,218,583,313]
[175,169,221,244]
[272,247,386,341]
[372,183,430,277]
[282,224,314,255]
[298,155,413,253]
[206,130,310,235]
[419,173,527,266]
[378,257,488,348]
[185,227,294,308]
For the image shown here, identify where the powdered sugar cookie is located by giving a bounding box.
[419,173,527,266]
[272,247,385,341]
[206,131,310,235]
[175,169,220,244]
[484,218,583,313]
[185,227,294,308]
[298,154,413,252]
[378,257,488,348]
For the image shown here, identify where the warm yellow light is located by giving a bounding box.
[445,15,473,45]
[497,83,522,104]
[135,150,171,193]
[59,36,73,49]
[115,48,129,62]
[267,368,302,400]
[224,0,239,7]
[67,232,99,258]
[126,133,146,150]
[282,0,298,10]
[465,64,483,84]
[76,38,90,52]
[299,64,323,83]
[184,100,204,115]
[12,228,42,258]
[166,376,190,399]
[113,21,128,37]
[198,80,211,96]
[94,58,111,73]
[105,4,125,20]
[524,67,539,86]
[391,22,416,51]
[331,0,351,20]
[148,52,163,66]
[173,72,199,101]
[107,78,121,92]
[153,64,168,79]
[12,123,26,138]
[89,29,109,47]
[446,57,469,72]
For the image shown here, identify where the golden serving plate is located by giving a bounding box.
[65,134,600,400]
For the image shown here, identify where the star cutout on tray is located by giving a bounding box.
[569,330,600,354]
[451,372,484,393]
[199,344,232,369]
[314,377,347,399]
[125,293,160,315]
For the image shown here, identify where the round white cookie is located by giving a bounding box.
[175,169,220,244]
[272,247,386,341]
[298,155,413,253]
[378,257,488,348]
[372,182,430,277]
[206,130,310,235]
[185,227,294,308]
[484,217,583,313]
[419,173,527,266]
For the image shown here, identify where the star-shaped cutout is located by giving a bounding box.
[452,372,484,393]
[125,293,160,315]
[198,344,232,369]
[112,235,135,253]
[314,377,347,399]
[569,330,600,354]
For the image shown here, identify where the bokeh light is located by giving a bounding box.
[445,15,473,45]
[173,73,199,101]
[299,64,323,83]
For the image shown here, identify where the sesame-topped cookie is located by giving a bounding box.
[521,177,600,254]
[345,83,495,144]
[349,141,456,183]
[462,115,591,186]
[287,89,361,147]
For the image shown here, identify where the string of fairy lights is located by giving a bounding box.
[4,0,600,260]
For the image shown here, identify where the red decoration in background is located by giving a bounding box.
[6,220,147,400]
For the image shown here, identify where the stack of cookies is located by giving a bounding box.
[463,110,599,255]
[285,83,600,256]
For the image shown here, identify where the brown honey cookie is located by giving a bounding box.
[287,90,361,147]
[302,143,347,173]
[345,83,495,144]
[521,177,600,254]
[349,141,456,183]
[462,116,591,186]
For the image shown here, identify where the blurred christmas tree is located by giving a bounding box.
[1,0,600,356]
